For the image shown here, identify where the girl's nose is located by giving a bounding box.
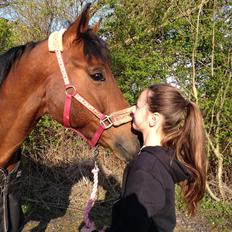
[131,105,136,114]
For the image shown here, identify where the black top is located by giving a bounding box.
[108,146,190,232]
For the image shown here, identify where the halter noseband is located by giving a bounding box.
[48,29,134,147]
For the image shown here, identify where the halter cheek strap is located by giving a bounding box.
[48,30,134,147]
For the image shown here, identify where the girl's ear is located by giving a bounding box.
[149,113,160,127]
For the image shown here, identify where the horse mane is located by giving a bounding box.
[0,29,110,86]
[0,42,37,85]
[78,29,111,65]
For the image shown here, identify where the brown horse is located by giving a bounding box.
[0,4,139,232]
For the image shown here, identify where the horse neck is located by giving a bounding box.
[0,40,52,165]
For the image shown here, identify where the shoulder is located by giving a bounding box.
[133,146,169,172]
[130,146,175,186]
[135,146,190,185]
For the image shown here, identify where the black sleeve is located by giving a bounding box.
[109,170,165,232]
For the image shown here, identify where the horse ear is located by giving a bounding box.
[67,3,91,38]
[91,18,102,34]
[77,3,91,33]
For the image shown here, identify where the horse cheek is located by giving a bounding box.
[45,76,65,124]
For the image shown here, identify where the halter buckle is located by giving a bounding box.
[100,115,113,129]
[65,85,76,97]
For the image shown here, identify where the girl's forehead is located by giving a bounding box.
[138,90,148,102]
[137,90,149,105]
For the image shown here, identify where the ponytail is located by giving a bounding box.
[176,102,206,215]
[147,84,207,215]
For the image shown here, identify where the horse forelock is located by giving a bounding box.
[0,42,37,85]
[77,29,111,65]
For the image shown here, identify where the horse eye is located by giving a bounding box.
[90,73,105,82]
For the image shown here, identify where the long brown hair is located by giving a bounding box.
[147,84,206,215]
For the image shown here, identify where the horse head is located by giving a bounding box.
[44,4,139,160]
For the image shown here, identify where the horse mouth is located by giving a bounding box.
[114,140,139,161]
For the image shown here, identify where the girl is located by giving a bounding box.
[90,84,206,232]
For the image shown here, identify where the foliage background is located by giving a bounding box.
[0,0,231,231]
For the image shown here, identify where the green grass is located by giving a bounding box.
[199,196,232,231]
[175,186,232,231]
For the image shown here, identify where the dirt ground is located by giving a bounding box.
[19,130,230,232]
[20,158,216,232]
[22,208,213,232]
